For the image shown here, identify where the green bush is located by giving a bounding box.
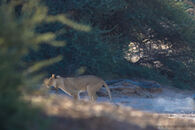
[0,0,84,129]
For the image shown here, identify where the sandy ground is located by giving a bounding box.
[32,81,195,130]
[28,93,195,130]
[49,84,195,121]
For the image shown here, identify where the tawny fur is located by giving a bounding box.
[44,74,112,101]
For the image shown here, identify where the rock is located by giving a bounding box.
[113,79,162,93]
[98,79,162,98]
[137,80,162,93]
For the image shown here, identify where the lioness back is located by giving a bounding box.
[77,75,104,84]
[66,75,104,91]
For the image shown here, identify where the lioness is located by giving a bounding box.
[44,74,112,101]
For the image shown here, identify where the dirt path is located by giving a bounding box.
[28,94,195,130]
[80,81,195,120]
[33,79,195,129]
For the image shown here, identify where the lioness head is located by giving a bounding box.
[44,74,56,88]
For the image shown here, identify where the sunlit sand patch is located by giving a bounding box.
[23,93,195,129]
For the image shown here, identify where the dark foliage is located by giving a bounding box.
[26,0,194,88]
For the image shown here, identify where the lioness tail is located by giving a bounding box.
[103,81,112,100]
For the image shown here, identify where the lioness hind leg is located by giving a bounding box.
[87,86,97,102]
[92,93,97,101]
[87,86,94,101]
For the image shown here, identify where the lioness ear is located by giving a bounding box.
[52,74,55,78]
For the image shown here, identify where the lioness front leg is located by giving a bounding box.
[72,93,79,100]
[87,86,97,102]
[53,85,58,93]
